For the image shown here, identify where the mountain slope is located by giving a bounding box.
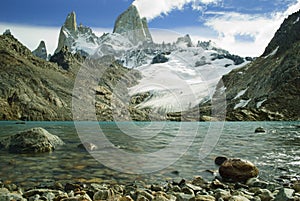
[214,10,300,121]
[0,33,75,120]
[0,32,153,121]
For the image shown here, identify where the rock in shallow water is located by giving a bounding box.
[0,127,64,153]
[219,158,259,182]
[254,127,266,133]
[215,156,228,166]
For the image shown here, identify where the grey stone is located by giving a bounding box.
[136,189,154,201]
[229,195,250,201]
[249,180,277,192]
[256,189,274,201]
[174,192,194,201]
[274,188,295,201]
[191,194,215,201]
[0,127,64,153]
[23,189,65,198]
[93,188,115,200]
[214,189,231,200]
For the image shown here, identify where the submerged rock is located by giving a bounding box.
[77,142,98,151]
[219,158,259,182]
[0,127,64,153]
[215,156,228,166]
[255,127,266,133]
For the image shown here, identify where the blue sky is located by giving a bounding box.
[0,0,299,56]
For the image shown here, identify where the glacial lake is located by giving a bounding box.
[0,121,299,187]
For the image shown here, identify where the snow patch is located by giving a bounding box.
[256,99,267,108]
[234,99,251,110]
[233,88,248,100]
[264,46,279,58]
[293,17,300,24]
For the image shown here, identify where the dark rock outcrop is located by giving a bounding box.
[0,127,64,153]
[254,127,266,133]
[213,10,300,121]
[50,46,84,70]
[262,9,300,57]
[215,156,228,166]
[219,158,259,182]
[32,40,48,60]
[113,5,153,45]
[151,53,169,64]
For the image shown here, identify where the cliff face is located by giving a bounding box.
[214,10,300,121]
[113,5,153,45]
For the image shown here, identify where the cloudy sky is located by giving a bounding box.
[0,0,299,56]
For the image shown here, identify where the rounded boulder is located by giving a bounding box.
[0,127,64,153]
[219,158,259,182]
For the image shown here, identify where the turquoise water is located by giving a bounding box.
[0,121,299,187]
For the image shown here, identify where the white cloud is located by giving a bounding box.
[199,0,300,56]
[132,0,220,20]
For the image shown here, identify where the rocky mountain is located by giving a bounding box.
[0,32,74,120]
[32,40,48,60]
[0,31,154,121]
[213,10,300,121]
[55,11,100,56]
[0,5,254,121]
[113,5,152,45]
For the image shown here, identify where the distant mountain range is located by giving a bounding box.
[0,5,299,121]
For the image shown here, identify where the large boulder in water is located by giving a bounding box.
[0,127,64,153]
[219,158,259,182]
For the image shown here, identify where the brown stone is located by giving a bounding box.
[219,158,259,182]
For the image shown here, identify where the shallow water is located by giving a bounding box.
[0,121,299,187]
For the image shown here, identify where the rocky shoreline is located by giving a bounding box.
[1,173,300,201]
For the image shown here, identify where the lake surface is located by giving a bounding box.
[0,121,299,187]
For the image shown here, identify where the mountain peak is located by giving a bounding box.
[32,40,48,60]
[64,11,77,32]
[55,11,99,55]
[113,5,152,45]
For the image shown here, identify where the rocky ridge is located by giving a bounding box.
[213,9,300,121]
[0,32,75,120]
[55,11,100,56]
[0,31,155,121]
